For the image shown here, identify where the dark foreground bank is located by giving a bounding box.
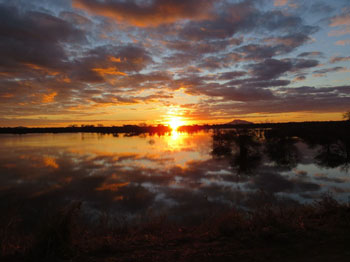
[1,195,350,262]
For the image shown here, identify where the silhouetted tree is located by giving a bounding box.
[343,111,350,121]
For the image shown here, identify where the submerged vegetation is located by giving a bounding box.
[1,194,350,261]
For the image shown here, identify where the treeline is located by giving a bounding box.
[179,120,349,132]
[0,120,349,134]
[0,124,171,135]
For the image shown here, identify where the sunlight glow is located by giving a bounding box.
[168,117,185,131]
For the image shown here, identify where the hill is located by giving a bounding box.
[226,119,253,125]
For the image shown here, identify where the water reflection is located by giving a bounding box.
[0,129,349,222]
[212,129,261,174]
[315,139,350,171]
[265,136,300,170]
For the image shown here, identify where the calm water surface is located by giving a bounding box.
[1,130,349,221]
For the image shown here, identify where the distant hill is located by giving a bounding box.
[226,119,253,125]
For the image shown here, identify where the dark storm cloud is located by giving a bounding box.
[313,66,347,76]
[218,71,247,80]
[197,56,235,70]
[69,44,153,83]
[294,59,319,69]
[172,1,256,41]
[237,33,313,61]
[298,51,323,57]
[60,11,93,27]
[222,78,290,88]
[248,58,319,80]
[163,38,242,55]
[330,56,350,63]
[177,1,318,42]
[243,80,291,88]
[89,92,173,105]
[237,44,278,60]
[183,84,350,120]
[218,86,275,101]
[262,10,317,34]
[0,4,86,74]
[249,59,293,80]
[184,80,275,102]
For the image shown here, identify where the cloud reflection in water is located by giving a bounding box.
[0,130,349,222]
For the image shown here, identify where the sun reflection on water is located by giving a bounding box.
[165,131,186,150]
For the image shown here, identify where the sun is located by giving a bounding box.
[168,117,185,131]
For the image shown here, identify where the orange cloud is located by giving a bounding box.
[273,0,297,8]
[274,0,288,6]
[92,67,127,76]
[113,196,124,201]
[330,14,350,27]
[72,0,214,27]
[109,56,123,63]
[335,39,350,46]
[61,76,71,83]
[42,92,57,103]
[24,63,59,76]
[0,93,14,98]
[96,182,129,192]
[43,156,59,169]
[330,56,350,63]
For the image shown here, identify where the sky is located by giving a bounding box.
[0,0,349,127]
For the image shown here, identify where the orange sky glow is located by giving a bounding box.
[0,0,349,127]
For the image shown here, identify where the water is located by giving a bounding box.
[0,130,349,222]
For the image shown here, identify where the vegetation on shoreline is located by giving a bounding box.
[0,120,349,135]
[1,194,350,261]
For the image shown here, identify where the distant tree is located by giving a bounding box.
[343,111,350,121]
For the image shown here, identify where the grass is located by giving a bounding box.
[1,194,350,261]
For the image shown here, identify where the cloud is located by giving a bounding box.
[218,71,247,80]
[0,4,86,75]
[335,39,350,45]
[0,0,348,125]
[248,59,290,80]
[245,58,318,82]
[313,66,348,77]
[72,0,215,27]
[328,26,350,36]
[43,156,59,169]
[298,51,323,57]
[184,84,350,120]
[330,56,350,63]
[69,44,153,83]
[274,0,289,7]
[309,2,334,14]
[42,92,58,103]
[330,9,350,26]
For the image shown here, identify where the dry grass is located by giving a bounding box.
[1,195,350,261]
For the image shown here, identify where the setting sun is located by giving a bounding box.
[168,117,185,131]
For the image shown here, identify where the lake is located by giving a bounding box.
[1,129,349,223]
